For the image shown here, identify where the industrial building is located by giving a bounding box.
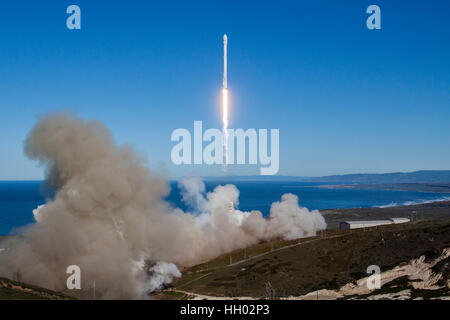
[389,218,411,224]
[339,217,410,230]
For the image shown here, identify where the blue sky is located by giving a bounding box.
[0,0,449,180]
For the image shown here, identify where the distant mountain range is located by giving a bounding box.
[303,170,450,184]
[202,170,450,184]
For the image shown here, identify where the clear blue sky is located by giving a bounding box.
[0,0,449,180]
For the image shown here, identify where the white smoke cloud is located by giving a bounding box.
[178,174,210,213]
[0,112,326,299]
[145,261,181,293]
[267,193,327,240]
[32,204,45,222]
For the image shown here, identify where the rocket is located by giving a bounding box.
[223,34,227,89]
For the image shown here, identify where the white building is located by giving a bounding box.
[389,217,411,224]
[340,217,410,230]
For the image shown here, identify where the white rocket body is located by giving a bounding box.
[223,34,227,89]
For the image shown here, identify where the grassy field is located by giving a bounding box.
[166,219,450,298]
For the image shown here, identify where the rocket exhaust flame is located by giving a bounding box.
[222,34,229,168]
[222,89,228,127]
[223,34,228,90]
[222,88,229,167]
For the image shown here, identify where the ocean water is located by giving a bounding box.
[0,180,449,235]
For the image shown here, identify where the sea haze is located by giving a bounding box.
[0,180,449,235]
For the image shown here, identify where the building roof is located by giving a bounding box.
[342,220,392,225]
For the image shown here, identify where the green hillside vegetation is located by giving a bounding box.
[165,219,450,298]
[1,219,449,300]
[0,277,75,300]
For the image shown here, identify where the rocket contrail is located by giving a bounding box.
[222,34,229,168]
[223,34,228,90]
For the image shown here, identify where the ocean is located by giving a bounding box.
[1,180,449,235]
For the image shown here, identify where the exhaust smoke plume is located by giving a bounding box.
[144,261,181,293]
[0,112,326,299]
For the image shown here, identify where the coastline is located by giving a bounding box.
[313,182,450,194]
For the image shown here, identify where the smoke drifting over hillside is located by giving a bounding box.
[0,112,326,299]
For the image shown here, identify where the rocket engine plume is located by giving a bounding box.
[222,88,229,167]
[0,112,327,299]
[222,34,229,168]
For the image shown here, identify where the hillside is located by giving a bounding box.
[200,170,450,184]
[322,200,450,229]
[0,277,74,300]
[160,219,450,299]
[1,220,449,300]
[316,183,450,193]
[303,170,450,184]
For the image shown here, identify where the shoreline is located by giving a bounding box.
[313,182,450,194]
[2,200,450,237]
